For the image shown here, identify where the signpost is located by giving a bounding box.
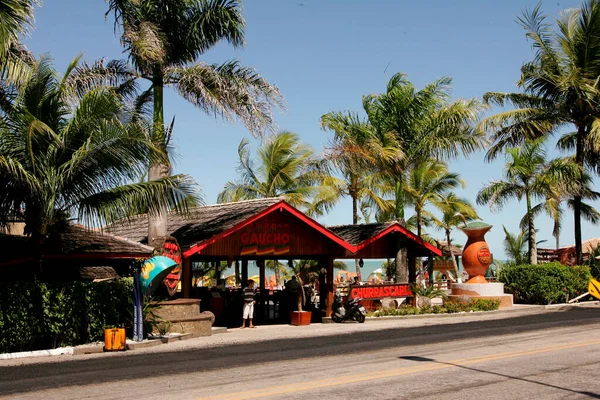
[133,256,179,342]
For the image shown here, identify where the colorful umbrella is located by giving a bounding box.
[140,256,178,296]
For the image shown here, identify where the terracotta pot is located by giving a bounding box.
[289,311,311,326]
[459,225,493,284]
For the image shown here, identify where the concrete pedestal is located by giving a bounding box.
[152,299,216,337]
[449,282,513,308]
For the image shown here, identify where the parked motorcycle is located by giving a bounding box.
[331,292,366,323]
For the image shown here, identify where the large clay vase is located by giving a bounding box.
[459,223,493,284]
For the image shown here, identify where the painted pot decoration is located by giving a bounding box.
[459,222,493,284]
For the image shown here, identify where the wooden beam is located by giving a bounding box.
[326,256,334,317]
[182,257,192,298]
[241,259,248,288]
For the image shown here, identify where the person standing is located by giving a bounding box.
[241,279,256,329]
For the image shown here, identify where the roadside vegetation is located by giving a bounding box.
[371,298,501,317]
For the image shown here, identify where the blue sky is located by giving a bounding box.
[24,0,595,259]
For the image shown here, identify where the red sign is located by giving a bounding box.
[477,246,492,265]
[155,236,182,297]
[240,222,292,256]
[350,284,412,300]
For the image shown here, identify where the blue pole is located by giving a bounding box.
[133,273,143,342]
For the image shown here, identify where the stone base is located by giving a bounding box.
[152,299,213,337]
[449,282,513,308]
[451,282,505,297]
[447,294,514,308]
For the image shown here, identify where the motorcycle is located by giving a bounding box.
[331,292,366,323]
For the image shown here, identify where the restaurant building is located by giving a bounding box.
[106,198,441,324]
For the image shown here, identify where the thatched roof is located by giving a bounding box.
[105,198,283,251]
[328,222,396,246]
[0,224,153,267]
[328,221,442,257]
[437,241,463,256]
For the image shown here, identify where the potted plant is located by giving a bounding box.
[289,275,311,326]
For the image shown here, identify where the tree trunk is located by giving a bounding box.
[148,69,170,247]
[526,191,537,264]
[395,247,408,282]
[352,195,362,282]
[394,177,404,220]
[574,124,585,265]
[274,261,280,288]
[447,229,461,283]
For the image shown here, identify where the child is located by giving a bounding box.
[241,279,256,329]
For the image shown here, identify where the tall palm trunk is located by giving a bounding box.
[148,69,170,246]
[394,176,408,282]
[574,124,585,265]
[351,193,362,282]
[526,191,537,264]
[446,229,461,283]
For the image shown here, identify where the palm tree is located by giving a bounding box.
[363,72,487,220]
[430,192,479,282]
[479,1,600,264]
[476,139,578,264]
[502,226,528,265]
[0,56,197,245]
[320,111,402,282]
[526,171,600,250]
[0,0,37,83]
[320,111,401,225]
[107,0,284,246]
[217,131,332,212]
[404,160,465,237]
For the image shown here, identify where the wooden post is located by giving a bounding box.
[241,259,248,287]
[318,258,326,311]
[326,256,334,317]
[258,259,266,319]
[234,260,240,287]
[182,257,192,298]
[408,252,416,284]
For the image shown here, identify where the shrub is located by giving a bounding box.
[0,279,133,353]
[499,262,591,305]
[371,298,500,317]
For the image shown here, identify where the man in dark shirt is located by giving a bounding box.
[241,279,256,328]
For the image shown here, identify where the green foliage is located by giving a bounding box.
[499,262,591,304]
[0,279,133,353]
[586,245,600,278]
[372,298,500,317]
[410,283,448,299]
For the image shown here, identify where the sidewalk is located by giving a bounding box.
[2,302,598,365]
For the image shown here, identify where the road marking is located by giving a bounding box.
[198,338,600,400]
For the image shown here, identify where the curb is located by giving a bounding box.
[0,347,74,360]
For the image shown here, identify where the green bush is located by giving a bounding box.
[0,279,133,353]
[372,298,500,317]
[499,262,591,305]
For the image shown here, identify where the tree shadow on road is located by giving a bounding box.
[399,355,600,398]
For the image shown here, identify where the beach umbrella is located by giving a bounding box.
[140,256,179,296]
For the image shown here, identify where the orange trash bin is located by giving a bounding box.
[104,327,126,351]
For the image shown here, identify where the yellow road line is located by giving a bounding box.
[198,339,600,400]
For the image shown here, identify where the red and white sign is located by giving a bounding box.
[349,284,412,300]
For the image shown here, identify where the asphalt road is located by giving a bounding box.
[1,307,600,399]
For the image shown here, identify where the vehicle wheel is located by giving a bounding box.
[356,313,366,323]
[331,314,343,323]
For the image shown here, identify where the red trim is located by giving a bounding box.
[43,253,151,260]
[0,257,35,267]
[183,201,355,258]
[354,224,442,256]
